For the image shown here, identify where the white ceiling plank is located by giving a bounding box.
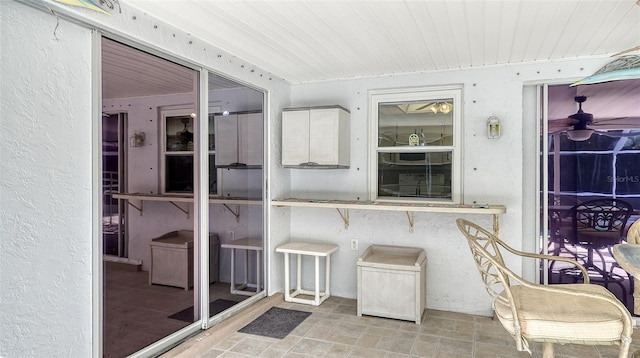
[119,0,640,84]
[405,1,448,71]
[592,2,640,56]
[464,1,489,67]
[422,1,459,70]
[442,1,469,68]
[494,2,522,65]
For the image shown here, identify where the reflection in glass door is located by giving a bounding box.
[540,82,640,314]
[205,71,265,325]
[102,37,200,357]
[101,38,266,357]
[102,113,126,257]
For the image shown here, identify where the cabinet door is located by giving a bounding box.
[238,113,263,166]
[214,114,239,166]
[309,108,339,165]
[282,110,310,166]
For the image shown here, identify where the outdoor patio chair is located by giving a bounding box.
[456,218,632,358]
[558,198,633,302]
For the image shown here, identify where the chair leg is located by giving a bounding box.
[542,342,554,358]
[619,339,630,358]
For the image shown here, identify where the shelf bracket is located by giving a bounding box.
[493,214,500,236]
[125,200,143,216]
[336,208,349,229]
[223,204,241,222]
[168,201,190,218]
[406,211,414,234]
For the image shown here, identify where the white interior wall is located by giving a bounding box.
[285,59,611,315]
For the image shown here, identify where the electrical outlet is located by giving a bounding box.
[228,231,234,241]
[350,238,358,251]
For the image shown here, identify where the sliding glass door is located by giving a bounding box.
[101,37,266,357]
[539,81,640,314]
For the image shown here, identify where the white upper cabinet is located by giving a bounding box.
[282,106,350,168]
[215,112,263,167]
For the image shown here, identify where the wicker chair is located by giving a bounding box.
[456,218,632,358]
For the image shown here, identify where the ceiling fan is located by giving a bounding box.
[549,96,640,141]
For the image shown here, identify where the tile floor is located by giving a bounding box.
[163,296,640,358]
[104,262,247,358]
[106,263,640,358]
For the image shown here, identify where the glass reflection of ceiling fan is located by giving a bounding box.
[396,102,452,114]
[548,96,640,141]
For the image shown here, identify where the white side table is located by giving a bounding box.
[275,242,339,306]
[221,238,263,296]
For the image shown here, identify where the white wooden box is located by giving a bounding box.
[150,231,219,290]
[357,245,426,324]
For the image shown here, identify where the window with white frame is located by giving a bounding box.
[369,87,463,203]
[160,108,217,194]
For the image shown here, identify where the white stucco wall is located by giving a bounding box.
[284,59,612,315]
[1,0,616,356]
[0,2,93,357]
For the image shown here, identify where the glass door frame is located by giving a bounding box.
[94,32,270,357]
[204,71,268,329]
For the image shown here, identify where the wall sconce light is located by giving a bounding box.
[487,116,501,139]
[129,132,145,147]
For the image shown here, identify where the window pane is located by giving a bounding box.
[620,132,640,150]
[378,99,453,148]
[549,153,613,194]
[208,113,215,151]
[165,155,193,193]
[378,152,452,199]
[166,115,194,151]
[209,154,217,195]
[614,153,640,208]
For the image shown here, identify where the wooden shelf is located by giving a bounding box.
[272,198,506,233]
[111,192,261,221]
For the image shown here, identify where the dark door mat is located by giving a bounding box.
[168,299,239,322]
[238,307,311,339]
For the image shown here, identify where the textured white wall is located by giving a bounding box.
[0,2,93,357]
[285,58,611,315]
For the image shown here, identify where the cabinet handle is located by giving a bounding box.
[299,162,320,166]
[230,162,248,167]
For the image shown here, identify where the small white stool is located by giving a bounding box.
[275,242,339,306]
[221,238,263,296]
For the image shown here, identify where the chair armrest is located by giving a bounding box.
[494,236,590,283]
